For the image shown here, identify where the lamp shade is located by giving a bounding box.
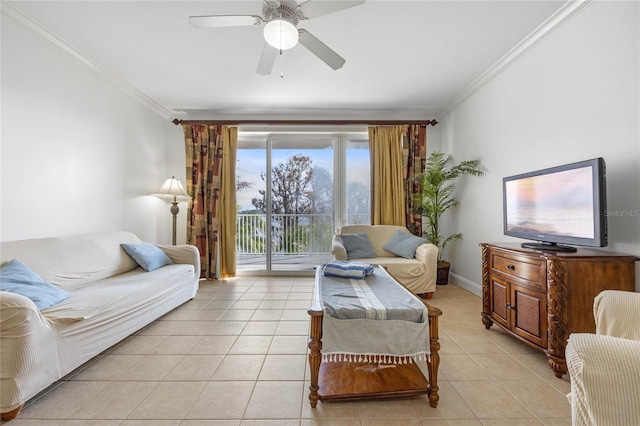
[264,19,299,50]
[152,176,191,202]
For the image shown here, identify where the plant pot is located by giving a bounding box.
[436,261,450,285]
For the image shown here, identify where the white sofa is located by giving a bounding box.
[0,231,200,420]
[565,290,640,426]
[332,225,438,298]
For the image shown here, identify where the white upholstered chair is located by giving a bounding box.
[565,290,640,426]
[332,224,438,298]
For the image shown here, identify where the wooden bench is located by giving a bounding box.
[307,265,442,408]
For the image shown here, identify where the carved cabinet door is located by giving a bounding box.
[489,276,509,329]
[510,284,547,348]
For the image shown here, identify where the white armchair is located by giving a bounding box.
[332,224,438,298]
[565,290,640,426]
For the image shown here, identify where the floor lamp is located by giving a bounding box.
[152,176,191,245]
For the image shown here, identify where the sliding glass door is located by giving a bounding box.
[236,135,268,271]
[236,132,369,273]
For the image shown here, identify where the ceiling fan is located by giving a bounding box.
[188,0,365,75]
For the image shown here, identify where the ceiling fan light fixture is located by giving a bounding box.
[264,18,298,50]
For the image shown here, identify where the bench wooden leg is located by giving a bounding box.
[308,310,323,408]
[1,403,25,421]
[426,303,442,407]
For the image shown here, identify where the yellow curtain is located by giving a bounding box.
[368,125,406,226]
[218,127,238,278]
[183,124,237,279]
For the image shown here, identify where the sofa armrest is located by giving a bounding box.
[594,290,640,340]
[0,291,60,414]
[155,244,201,279]
[566,333,640,425]
[415,243,438,291]
[0,291,54,332]
[331,235,348,261]
[415,243,438,267]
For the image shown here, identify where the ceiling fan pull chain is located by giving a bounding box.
[280,49,284,78]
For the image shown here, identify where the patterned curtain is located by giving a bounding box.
[403,125,427,236]
[183,124,237,279]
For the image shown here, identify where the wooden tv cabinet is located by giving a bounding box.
[480,243,638,378]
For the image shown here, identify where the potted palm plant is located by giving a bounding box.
[413,151,484,285]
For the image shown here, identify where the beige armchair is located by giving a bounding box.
[332,224,438,299]
[565,290,640,426]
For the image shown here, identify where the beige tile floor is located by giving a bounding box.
[7,277,572,425]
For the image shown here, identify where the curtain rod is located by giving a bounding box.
[172,119,438,127]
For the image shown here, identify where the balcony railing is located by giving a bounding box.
[236,213,370,258]
[237,213,333,255]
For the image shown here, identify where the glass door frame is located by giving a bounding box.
[236,128,368,276]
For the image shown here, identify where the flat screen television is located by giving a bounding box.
[503,157,607,252]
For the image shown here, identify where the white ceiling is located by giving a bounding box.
[6,0,567,120]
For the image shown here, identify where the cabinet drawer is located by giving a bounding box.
[492,254,544,286]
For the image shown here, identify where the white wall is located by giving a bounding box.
[1,11,187,244]
[442,1,640,293]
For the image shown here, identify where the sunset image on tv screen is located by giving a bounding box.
[505,166,594,239]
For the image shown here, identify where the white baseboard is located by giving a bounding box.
[448,272,481,297]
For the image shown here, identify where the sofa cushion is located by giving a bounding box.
[0,259,71,310]
[383,231,426,259]
[121,243,174,272]
[340,234,377,259]
[43,264,195,324]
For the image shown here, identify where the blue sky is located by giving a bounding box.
[236,147,369,211]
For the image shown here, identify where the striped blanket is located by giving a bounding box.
[323,260,374,279]
[316,265,430,364]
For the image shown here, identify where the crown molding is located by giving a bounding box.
[2,1,173,120]
[445,0,595,112]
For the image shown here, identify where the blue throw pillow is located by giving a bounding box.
[121,243,173,272]
[340,233,377,259]
[383,230,426,259]
[0,259,71,310]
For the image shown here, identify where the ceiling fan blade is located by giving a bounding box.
[298,29,345,70]
[298,0,365,19]
[188,15,263,28]
[257,43,278,75]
